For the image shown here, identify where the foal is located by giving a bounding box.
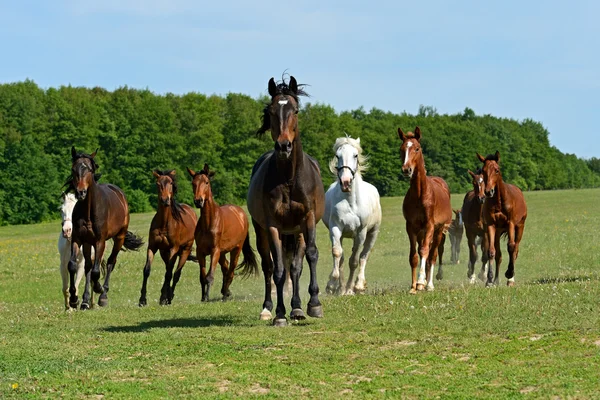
[448,209,464,264]
[188,164,258,301]
[139,170,197,306]
[462,169,489,283]
[399,127,452,293]
[58,192,85,309]
[478,152,527,286]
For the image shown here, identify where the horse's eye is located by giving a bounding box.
[295,109,299,114]
[354,154,358,158]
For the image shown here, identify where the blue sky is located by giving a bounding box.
[1,0,598,158]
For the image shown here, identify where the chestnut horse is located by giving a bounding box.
[68,147,144,309]
[247,76,325,326]
[399,127,452,293]
[477,152,527,286]
[188,164,258,301]
[463,169,489,283]
[139,170,197,307]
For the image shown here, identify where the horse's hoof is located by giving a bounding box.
[469,277,476,284]
[201,296,208,302]
[307,304,323,318]
[416,284,425,291]
[80,302,90,310]
[98,296,108,307]
[138,299,147,307]
[259,308,272,321]
[290,308,306,320]
[93,282,103,294]
[507,280,515,287]
[409,288,417,295]
[159,298,169,306]
[69,301,79,309]
[485,282,495,288]
[343,289,355,296]
[426,284,435,292]
[273,318,288,327]
[436,273,443,281]
[221,295,231,302]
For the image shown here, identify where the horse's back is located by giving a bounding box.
[219,204,249,248]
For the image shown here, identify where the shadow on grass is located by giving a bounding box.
[530,275,598,285]
[103,316,238,333]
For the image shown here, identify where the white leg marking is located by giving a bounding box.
[427,263,435,290]
[417,257,427,285]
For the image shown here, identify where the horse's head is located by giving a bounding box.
[398,127,423,178]
[71,146,98,200]
[257,76,308,161]
[187,164,215,209]
[153,169,177,206]
[477,151,501,198]
[468,169,486,204]
[60,192,77,239]
[453,209,464,228]
[329,136,366,192]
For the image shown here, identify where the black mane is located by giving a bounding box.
[257,75,309,135]
[154,169,185,223]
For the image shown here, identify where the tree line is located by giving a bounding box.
[0,80,598,225]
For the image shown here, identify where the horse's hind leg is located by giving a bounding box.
[326,225,344,295]
[80,244,94,310]
[436,233,446,281]
[303,211,323,319]
[505,223,523,287]
[159,248,175,305]
[170,247,192,303]
[254,221,274,321]
[289,234,307,320]
[221,249,239,301]
[98,234,124,307]
[353,225,379,294]
[139,247,156,307]
[91,240,106,295]
[428,230,445,290]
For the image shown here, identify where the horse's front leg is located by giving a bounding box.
[302,211,323,319]
[205,248,221,302]
[418,222,435,291]
[428,229,446,291]
[67,240,81,309]
[486,225,497,287]
[254,221,274,320]
[160,248,177,305]
[326,225,344,295]
[91,239,106,295]
[345,228,367,295]
[353,225,380,294]
[80,243,94,310]
[505,222,517,286]
[268,226,288,326]
[139,246,156,307]
[436,233,446,280]
[407,225,419,294]
[290,234,307,320]
[170,246,192,303]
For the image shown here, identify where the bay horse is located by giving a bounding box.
[139,170,197,307]
[68,147,144,309]
[399,127,452,293]
[462,169,490,284]
[247,75,325,326]
[323,136,381,295]
[448,209,463,264]
[477,152,527,286]
[187,164,258,301]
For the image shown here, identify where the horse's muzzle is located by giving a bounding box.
[485,188,495,198]
[76,190,87,200]
[402,167,413,178]
[194,199,204,208]
[275,140,293,160]
[478,196,486,204]
[161,198,171,206]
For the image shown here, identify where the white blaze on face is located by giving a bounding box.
[404,141,413,166]
[479,177,483,184]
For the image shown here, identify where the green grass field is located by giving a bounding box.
[1,189,599,398]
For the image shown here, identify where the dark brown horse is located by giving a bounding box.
[477,152,527,286]
[139,170,197,307]
[68,147,144,309]
[188,164,258,301]
[462,169,490,283]
[399,127,452,293]
[247,76,325,326]
[448,209,464,264]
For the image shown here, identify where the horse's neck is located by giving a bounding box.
[408,159,428,199]
[81,181,99,222]
[338,174,362,207]
[494,176,508,208]
[156,203,172,230]
[275,137,304,185]
[198,194,218,231]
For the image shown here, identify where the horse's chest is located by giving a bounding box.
[334,202,361,233]
[74,221,97,242]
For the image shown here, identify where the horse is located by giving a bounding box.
[58,192,86,310]
[323,136,381,295]
[462,169,490,284]
[187,164,258,301]
[477,152,527,286]
[448,209,464,264]
[398,127,452,293]
[247,75,325,326]
[67,147,144,309]
[139,170,198,307]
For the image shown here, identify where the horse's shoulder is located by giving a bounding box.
[251,150,274,177]
[304,153,322,176]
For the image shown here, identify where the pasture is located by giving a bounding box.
[1,189,599,398]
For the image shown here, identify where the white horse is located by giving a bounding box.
[58,192,87,310]
[323,137,382,295]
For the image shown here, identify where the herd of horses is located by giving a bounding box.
[58,75,528,326]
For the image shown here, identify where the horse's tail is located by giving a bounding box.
[122,231,144,252]
[236,233,259,278]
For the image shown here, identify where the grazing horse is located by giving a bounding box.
[247,75,325,326]
[399,127,452,293]
[323,136,381,295]
[463,169,490,283]
[448,209,464,264]
[68,147,144,309]
[478,152,527,286]
[139,170,197,307]
[58,192,86,310]
[188,164,258,301]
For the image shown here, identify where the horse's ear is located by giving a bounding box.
[468,169,476,178]
[169,169,176,177]
[476,153,486,163]
[414,126,421,141]
[152,170,161,179]
[203,163,210,174]
[186,167,195,177]
[208,171,216,179]
[494,151,500,162]
[71,146,77,159]
[356,137,361,144]
[90,148,98,158]
[289,76,298,96]
[268,77,277,97]
[397,128,406,141]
